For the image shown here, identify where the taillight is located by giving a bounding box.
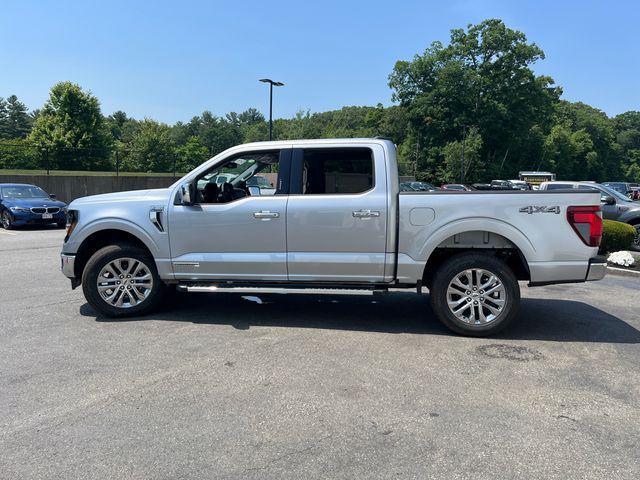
[567,206,602,247]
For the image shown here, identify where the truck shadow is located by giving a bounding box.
[85,291,640,344]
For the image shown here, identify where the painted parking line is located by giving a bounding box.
[0,229,17,235]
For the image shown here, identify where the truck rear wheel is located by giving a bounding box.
[82,244,166,317]
[429,253,520,336]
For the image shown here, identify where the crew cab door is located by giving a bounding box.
[285,144,388,282]
[167,148,290,281]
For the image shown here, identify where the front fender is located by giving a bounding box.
[65,217,161,255]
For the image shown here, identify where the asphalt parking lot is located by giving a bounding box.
[1,227,639,479]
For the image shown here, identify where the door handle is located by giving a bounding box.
[352,209,380,218]
[253,210,280,219]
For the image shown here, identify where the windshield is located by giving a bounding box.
[1,186,49,199]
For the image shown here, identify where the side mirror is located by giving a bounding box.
[602,195,616,205]
[247,186,261,196]
[50,194,56,199]
[180,182,196,206]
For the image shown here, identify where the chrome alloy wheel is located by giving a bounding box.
[633,225,640,248]
[1,212,10,229]
[96,257,154,308]
[446,268,507,325]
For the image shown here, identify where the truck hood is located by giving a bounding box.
[69,188,172,207]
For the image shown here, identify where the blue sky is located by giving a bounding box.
[1,0,638,123]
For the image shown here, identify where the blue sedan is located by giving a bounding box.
[0,183,67,229]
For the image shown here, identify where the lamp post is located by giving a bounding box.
[259,78,284,141]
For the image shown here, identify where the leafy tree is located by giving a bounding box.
[440,126,484,183]
[174,135,209,172]
[29,82,111,170]
[389,19,560,180]
[120,119,174,172]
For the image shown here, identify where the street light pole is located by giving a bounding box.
[259,78,284,141]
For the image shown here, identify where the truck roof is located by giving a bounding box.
[239,138,396,149]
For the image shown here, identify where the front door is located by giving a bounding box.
[285,145,388,282]
[168,149,290,281]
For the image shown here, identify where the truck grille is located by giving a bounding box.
[31,207,60,214]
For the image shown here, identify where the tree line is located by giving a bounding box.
[1,19,639,183]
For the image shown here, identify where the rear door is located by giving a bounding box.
[285,144,388,282]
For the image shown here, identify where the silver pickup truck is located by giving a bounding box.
[61,139,606,336]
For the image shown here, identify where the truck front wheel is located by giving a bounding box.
[82,244,167,317]
[429,253,520,336]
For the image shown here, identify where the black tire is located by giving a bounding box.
[429,252,520,337]
[1,211,14,230]
[82,244,167,317]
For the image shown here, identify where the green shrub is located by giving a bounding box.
[599,220,636,254]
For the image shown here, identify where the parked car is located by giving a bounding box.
[246,175,276,195]
[61,139,606,337]
[471,183,493,190]
[539,181,640,249]
[490,180,517,190]
[409,181,439,192]
[602,182,640,200]
[0,183,67,230]
[441,184,473,191]
[508,180,530,190]
[399,182,416,192]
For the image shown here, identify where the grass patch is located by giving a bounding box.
[0,169,182,177]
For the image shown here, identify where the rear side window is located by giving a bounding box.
[301,148,373,194]
[545,183,573,190]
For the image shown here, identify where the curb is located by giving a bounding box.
[606,266,640,278]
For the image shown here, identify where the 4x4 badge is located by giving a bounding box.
[519,206,561,214]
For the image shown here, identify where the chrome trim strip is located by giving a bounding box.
[173,261,200,267]
[61,253,76,278]
[586,259,607,281]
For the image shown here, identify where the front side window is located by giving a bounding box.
[195,151,279,204]
[301,148,373,195]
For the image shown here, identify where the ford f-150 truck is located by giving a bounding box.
[61,139,606,336]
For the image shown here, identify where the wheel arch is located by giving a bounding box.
[421,228,531,289]
[74,228,155,280]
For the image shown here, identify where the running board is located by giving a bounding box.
[177,284,388,296]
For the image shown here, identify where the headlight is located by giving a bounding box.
[9,206,30,213]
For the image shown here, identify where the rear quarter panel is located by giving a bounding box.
[397,191,601,284]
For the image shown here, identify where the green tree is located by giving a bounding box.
[389,19,560,180]
[174,135,209,172]
[0,95,32,139]
[121,119,174,172]
[29,82,111,170]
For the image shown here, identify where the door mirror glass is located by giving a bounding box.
[602,195,616,205]
[247,186,261,196]
[180,182,195,205]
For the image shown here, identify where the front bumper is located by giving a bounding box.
[586,256,607,281]
[61,253,76,279]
